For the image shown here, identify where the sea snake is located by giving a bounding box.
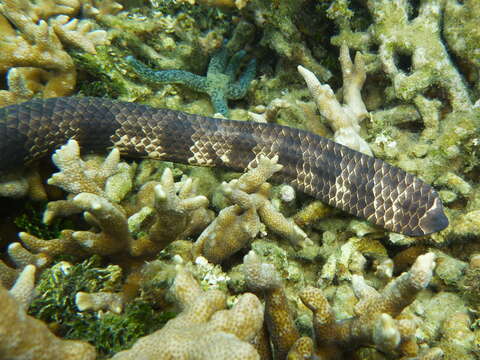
[0,97,448,236]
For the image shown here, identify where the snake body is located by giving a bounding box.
[0,97,448,236]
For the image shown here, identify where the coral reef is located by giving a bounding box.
[250,0,333,81]
[0,0,479,358]
[330,0,472,110]
[17,140,213,258]
[127,44,256,116]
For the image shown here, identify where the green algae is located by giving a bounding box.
[28,256,176,359]
[14,202,73,240]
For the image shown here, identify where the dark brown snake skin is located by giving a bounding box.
[0,97,448,236]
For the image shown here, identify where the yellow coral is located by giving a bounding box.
[0,0,110,105]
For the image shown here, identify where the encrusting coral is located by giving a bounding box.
[192,155,310,263]
[443,0,480,89]
[126,44,256,116]
[110,268,264,360]
[329,0,472,111]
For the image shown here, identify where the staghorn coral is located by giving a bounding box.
[110,268,263,360]
[5,264,36,309]
[0,0,110,105]
[126,44,256,116]
[192,155,310,263]
[298,43,372,155]
[0,168,48,199]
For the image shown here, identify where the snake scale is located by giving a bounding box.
[0,97,448,236]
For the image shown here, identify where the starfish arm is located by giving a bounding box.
[126,56,207,91]
[207,46,229,76]
[225,50,247,79]
[227,59,256,99]
[209,89,229,116]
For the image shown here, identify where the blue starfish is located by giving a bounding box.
[126,46,256,116]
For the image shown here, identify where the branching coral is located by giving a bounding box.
[126,44,256,116]
[244,250,438,359]
[301,252,436,359]
[192,155,310,263]
[298,43,372,155]
[322,0,479,247]
[110,268,264,360]
[330,0,472,110]
[0,0,111,105]
[18,140,213,258]
[243,251,300,359]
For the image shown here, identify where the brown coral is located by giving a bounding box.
[19,140,213,258]
[300,252,436,359]
[244,251,300,359]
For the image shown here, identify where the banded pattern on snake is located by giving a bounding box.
[0,97,448,236]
